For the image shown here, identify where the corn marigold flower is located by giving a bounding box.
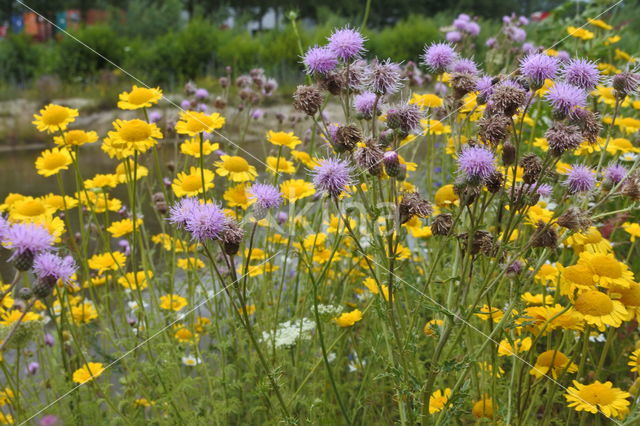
[117,85,163,110]
[175,111,225,136]
[422,42,458,73]
[457,146,497,181]
[564,380,630,419]
[159,294,188,311]
[172,167,215,197]
[311,158,352,198]
[88,251,126,274]
[565,164,596,194]
[107,218,142,238]
[106,119,163,156]
[530,350,578,379]
[35,148,73,177]
[32,104,79,133]
[573,290,627,330]
[72,362,105,384]
[334,309,363,327]
[327,27,365,61]
[179,138,219,158]
[214,155,257,182]
[303,46,338,75]
[545,82,587,119]
[53,129,98,147]
[471,396,494,419]
[520,53,558,87]
[118,271,152,291]
[429,388,451,414]
[562,58,600,91]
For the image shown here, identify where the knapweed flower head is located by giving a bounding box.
[545,122,583,156]
[168,197,201,228]
[612,71,640,99]
[537,184,553,198]
[446,31,462,43]
[565,165,596,194]
[488,80,526,116]
[33,252,77,285]
[183,202,227,242]
[604,164,628,184]
[562,58,600,91]
[457,146,497,181]
[303,46,338,75]
[545,82,587,119]
[450,58,478,75]
[2,222,54,261]
[249,183,282,219]
[327,27,366,61]
[422,42,458,73]
[354,91,379,119]
[476,76,494,103]
[365,60,403,95]
[311,158,352,198]
[385,103,423,133]
[520,53,558,87]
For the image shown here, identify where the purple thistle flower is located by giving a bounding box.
[476,76,494,103]
[563,58,600,91]
[522,42,536,55]
[423,43,458,73]
[311,158,352,197]
[536,184,553,198]
[249,183,283,210]
[327,27,366,61]
[545,82,587,119]
[386,103,423,133]
[168,197,201,229]
[38,415,61,426]
[183,202,227,242]
[485,37,497,48]
[2,223,53,261]
[365,60,403,95]
[604,164,628,184]
[520,53,558,86]
[446,31,462,43]
[180,99,191,110]
[434,81,448,96]
[557,51,571,63]
[519,16,530,25]
[465,22,481,36]
[453,16,470,30]
[354,91,379,119]
[33,252,77,284]
[195,88,209,100]
[565,165,596,194]
[303,46,338,75]
[148,111,162,123]
[27,361,39,375]
[0,215,9,242]
[505,26,526,43]
[450,58,478,75]
[457,146,496,180]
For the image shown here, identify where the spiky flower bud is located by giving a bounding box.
[17,287,33,301]
[545,122,582,157]
[613,72,640,99]
[451,72,478,99]
[354,139,384,176]
[383,151,400,177]
[485,171,504,193]
[13,251,35,271]
[478,113,511,146]
[502,142,516,166]
[221,219,244,256]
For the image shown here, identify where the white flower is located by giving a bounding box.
[317,304,342,316]
[182,355,202,366]
[262,318,315,348]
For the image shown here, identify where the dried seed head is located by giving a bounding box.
[502,142,516,166]
[451,72,478,99]
[458,230,495,256]
[557,207,591,231]
[399,192,433,224]
[293,85,323,116]
[488,80,526,116]
[520,153,543,184]
[485,171,504,193]
[334,125,361,153]
[612,72,640,99]
[505,260,525,277]
[431,213,453,236]
[220,219,245,256]
[569,108,601,144]
[545,122,583,156]
[622,173,640,201]
[386,103,423,133]
[478,113,511,146]
[354,139,385,176]
[318,71,345,95]
[531,222,558,248]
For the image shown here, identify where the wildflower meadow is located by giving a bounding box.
[2,1,640,424]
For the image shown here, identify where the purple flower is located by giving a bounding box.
[251,109,265,120]
[38,415,61,426]
[422,42,458,73]
[446,31,462,43]
[519,16,530,26]
[435,81,448,96]
[184,203,227,242]
[249,183,283,210]
[465,22,481,36]
[27,362,39,375]
[557,51,571,63]
[453,16,470,30]
[450,58,478,75]
[604,164,628,184]
[33,252,77,284]
[505,26,526,43]
[476,76,494,102]
[195,103,208,113]
[327,27,366,61]
[522,42,536,55]
[311,158,352,197]
[44,333,54,346]
[354,91,379,119]
[545,82,587,118]
[457,146,496,180]
[386,103,423,133]
[563,58,600,90]
[180,99,191,110]
[195,88,209,100]
[536,184,553,198]
[565,165,596,194]
[118,239,130,256]
[365,60,403,95]
[168,197,201,229]
[303,46,338,75]
[485,37,497,48]
[520,53,558,85]
[0,215,9,241]
[148,111,162,123]
[2,223,53,261]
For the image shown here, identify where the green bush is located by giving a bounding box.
[0,34,41,84]
[367,15,441,61]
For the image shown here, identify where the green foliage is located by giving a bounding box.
[0,34,41,84]
[367,15,442,61]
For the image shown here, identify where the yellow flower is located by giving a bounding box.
[565,226,611,254]
[572,290,627,330]
[0,310,41,326]
[607,137,640,153]
[175,111,225,136]
[84,173,119,189]
[180,138,220,158]
[429,388,451,414]
[0,388,14,406]
[421,119,451,135]
[8,196,55,222]
[72,362,105,384]
[88,252,127,274]
[174,326,196,343]
[434,184,458,207]
[604,35,621,45]
[266,156,296,174]
[115,160,148,183]
[410,93,443,109]
[588,18,612,30]
[134,398,155,407]
[266,130,301,149]
[172,167,215,197]
[35,148,72,177]
[615,48,635,63]
[497,336,532,357]
[223,183,254,209]
[177,257,205,271]
[567,26,594,40]
[280,179,315,202]
[107,218,142,238]
[32,104,79,133]
[77,191,122,213]
[579,251,635,289]
[530,350,578,379]
[521,292,554,306]
[244,262,279,277]
[118,271,152,291]
[535,263,560,285]
[214,155,257,182]
[628,349,640,373]
[560,263,596,295]
[471,396,494,419]
[291,150,319,168]
[53,129,98,147]
[105,119,162,157]
[615,281,640,321]
[71,302,99,324]
[593,86,622,106]
[117,85,162,110]
[423,319,444,336]
[238,304,256,315]
[334,309,363,327]
[564,380,630,419]
[363,277,391,301]
[159,294,188,311]
[475,304,503,322]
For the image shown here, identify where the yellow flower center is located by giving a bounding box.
[42,152,69,170]
[577,383,616,406]
[181,175,203,192]
[574,291,614,316]
[16,200,46,217]
[589,255,622,278]
[127,87,155,105]
[536,350,569,368]
[563,264,594,286]
[118,120,152,142]
[186,115,213,133]
[42,105,70,125]
[619,283,640,306]
[65,130,88,145]
[223,156,249,172]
